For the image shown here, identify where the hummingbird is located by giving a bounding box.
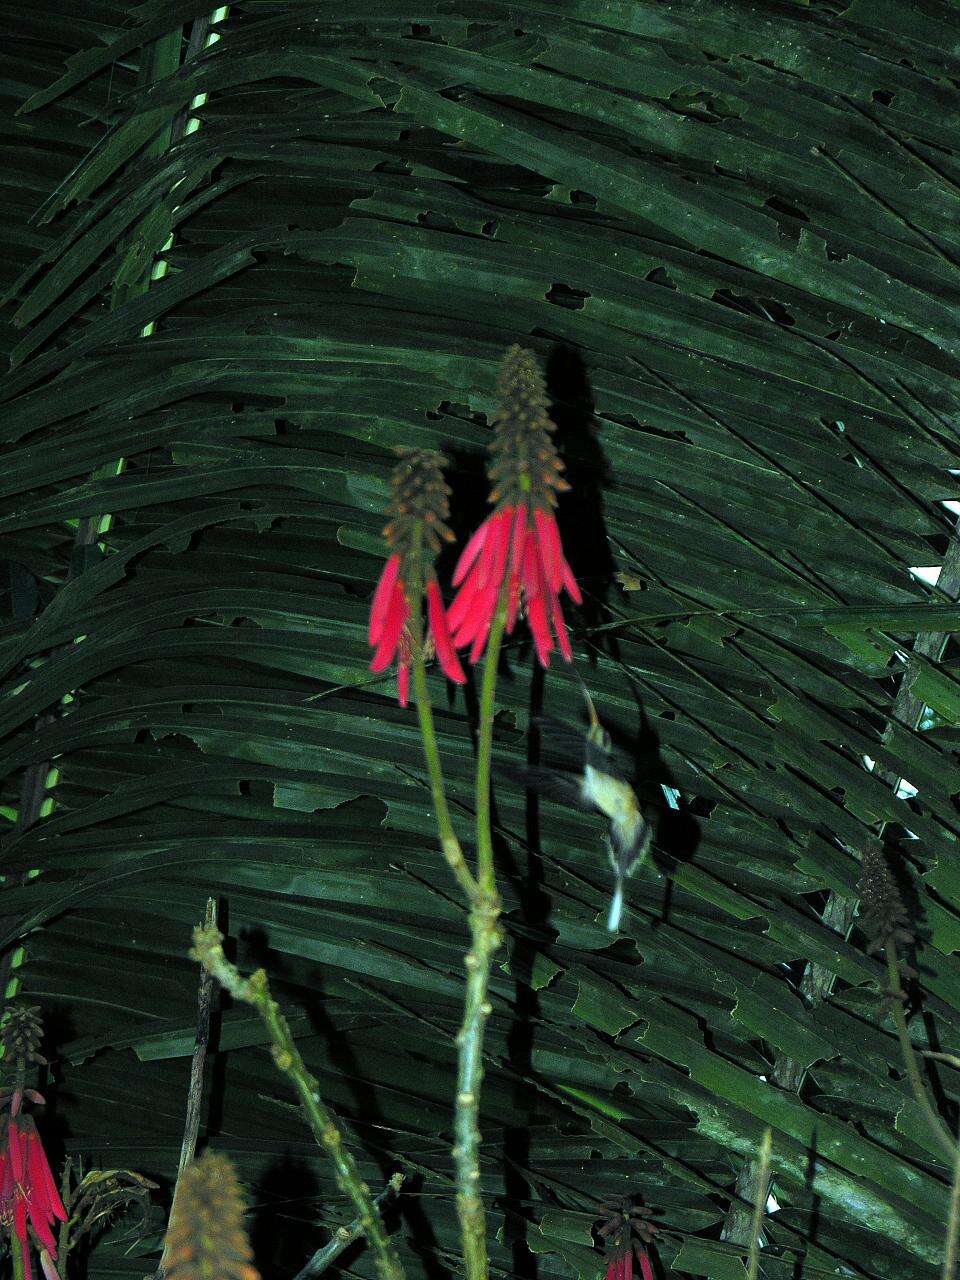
[510,677,654,931]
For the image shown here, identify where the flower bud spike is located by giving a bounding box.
[368,449,466,702]
[449,349,582,668]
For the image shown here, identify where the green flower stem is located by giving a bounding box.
[57,1158,72,1265]
[746,1127,772,1280]
[411,654,479,904]
[192,926,405,1280]
[453,594,509,1280]
[886,950,956,1163]
[943,1132,960,1280]
[11,1232,25,1280]
[474,597,508,896]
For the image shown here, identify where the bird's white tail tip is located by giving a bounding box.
[607,885,623,932]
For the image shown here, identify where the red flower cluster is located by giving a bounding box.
[447,503,581,665]
[0,1117,66,1280]
[366,351,584,702]
[369,553,464,705]
[366,449,467,703]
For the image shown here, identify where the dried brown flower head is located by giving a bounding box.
[164,1152,259,1280]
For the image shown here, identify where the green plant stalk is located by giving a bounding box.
[403,522,477,904]
[411,656,478,904]
[474,597,508,897]
[943,1132,960,1280]
[192,926,404,1280]
[57,1158,73,1266]
[11,1231,25,1280]
[887,950,957,1163]
[453,594,508,1280]
[746,1127,772,1280]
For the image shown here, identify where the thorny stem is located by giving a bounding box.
[292,1174,404,1280]
[886,948,957,1163]
[453,592,509,1280]
[191,926,404,1280]
[159,898,218,1278]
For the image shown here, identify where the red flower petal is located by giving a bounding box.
[10,1124,25,1183]
[560,554,583,605]
[452,581,499,647]
[469,610,495,664]
[14,1192,28,1256]
[26,1132,65,1224]
[505,569,522,633]
[427,581,466,685]
[368,554,402,646]
[519,531,553,665]
[449,515,511,658]
[508,505,528,574]
[452,508,498,587]
[638,1250,654,1280]
[521,529,544,599]
[477,508,512,593]
[370,582,409,673]
[446,569,483,633]
[533,508,561,592]
[624,1253,634,1280]
[527,593,554,666]
[397,659,410,707]
[549,592,572,661]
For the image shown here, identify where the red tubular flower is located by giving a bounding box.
[605,1244,655,1280]
[0,1117,67,1280]
[449,347,581,666]
[605,1254,632,1280]
[368,451,466,704]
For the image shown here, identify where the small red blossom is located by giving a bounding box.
[369,554,465,704]
[0,1117,67,1280]
[448,503,581,666]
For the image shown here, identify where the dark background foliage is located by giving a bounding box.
[3,2,960,1277]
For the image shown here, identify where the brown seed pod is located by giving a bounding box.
[164,1152,259,1280]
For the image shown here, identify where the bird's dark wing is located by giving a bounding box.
[497,763,589,809]
[532,715,635,781]
[582,737,635,782]
[530,715,589,762]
